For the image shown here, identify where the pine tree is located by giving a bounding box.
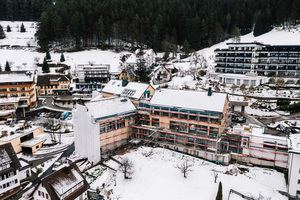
[20,23,26,32]
[42,58,50,73]
[0,25,5,39]
[7,25,11,32]
[216,182,222,200]
[231,26,241,43]
[182,39,190,55]
[46,51,51,60]
[60,53,65,62]
[5,61,11,71]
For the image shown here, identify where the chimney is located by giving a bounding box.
[122,79,128,87]
[208,87,212,96]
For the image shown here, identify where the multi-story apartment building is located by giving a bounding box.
[215,42,300,77]
[0,71,36,117]
[132,88,232,164]
[0,143,21,200]
[74,97,136,163]
[76,64,110,83]
[36,74,70,96]
[32,162,89,200]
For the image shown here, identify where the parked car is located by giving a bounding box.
[60,112,70,120]
[55,113,61,119]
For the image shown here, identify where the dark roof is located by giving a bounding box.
[37,74,70,86]
[40,163,89,200]
[125,69,136,78]
[0,143,21,176]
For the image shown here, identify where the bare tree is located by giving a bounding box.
[176,158,193,178]
[214,172,218,183]
[119,157,134,179]
[239,84,246,94]
[230,84,237,93]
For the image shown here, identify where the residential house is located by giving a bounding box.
[0,143,21,200]
[125,49,155,69]
[74,97,136,163]
[102,80,155,105]
[36,74,70,96]
[119,69,136,82]
[150,65,172,85]
[0,71,37,117]
[32,162,89,200]
[215,42,300,76]
[132,88,231,164]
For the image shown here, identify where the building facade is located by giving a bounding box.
[0,143,21,200]
[119,69,136,82]
[0,71,37,115]
[36,74,71,96]
[131,89,232,164]
[150,65,172,85]
[215,42,300,77]
[288,134,300,198]
[76,64,110,83]
[74,97,136,163]
[218,73,268,87]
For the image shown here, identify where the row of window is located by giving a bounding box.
[0,163,10,172]
[38,190,49,199]
[0,179,18,190]
[0,170,16,181]
[100,119,126,133]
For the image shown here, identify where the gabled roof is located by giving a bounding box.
[37,74,70,86]
[124,69,136,78]
[102,80,152,100]
[84,97,136,122]
[0,143,21,176]
[150,89,227,113]
[40,163,89,200]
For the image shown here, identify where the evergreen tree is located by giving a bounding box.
[5,61,10,71]
[20,23,26,32]
[60,53,65,62]
[0,25,5,39]
[6,25,11,32]
[182,39,190,55]
[231,26,241,43]
[46,51,51,60]
[42,58,50,73]
[216,182,222,200]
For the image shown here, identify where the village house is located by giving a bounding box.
[119,69,136,82]
[32,162,89,200]
[125,49,155,69]
[102,80,155,105]
[0,143,22,200]
[74,97,136,163]
[0,71,36,118]
[36,74,71,96]
[150,65,172,85]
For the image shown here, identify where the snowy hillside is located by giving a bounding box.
[90,147,287,200]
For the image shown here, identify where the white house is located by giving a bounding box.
[0,143,21,199]
[32,162,89,200]
[125,49,155,69]
[288,134,300,198]
[150,65,172,85]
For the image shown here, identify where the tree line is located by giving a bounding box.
[3,0,299,52]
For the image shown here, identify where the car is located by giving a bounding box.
[36,112,41,117]
[55,113,61,119]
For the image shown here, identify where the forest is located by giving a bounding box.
[1,0,300,52]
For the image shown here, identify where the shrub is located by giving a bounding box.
[36,168,43,174]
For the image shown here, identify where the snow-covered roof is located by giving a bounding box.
[0,71,34,83]
[289,134,300,153]
[84,97,136,121]
[150,89,227,113]
[0,126,42,142]
[125,54,137,64]
[20,137,46,147]
[102,80,151,100]
[0,97,20,104]
[52,168,84,195]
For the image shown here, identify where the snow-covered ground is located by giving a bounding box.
[91,147,287,200]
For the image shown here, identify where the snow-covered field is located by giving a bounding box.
[91,147,287,200]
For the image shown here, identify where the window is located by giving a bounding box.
[297,190,300,196]
[152,118,159,127]
[107,121,116,131]
[100,123,106,133]
[38,191,41,196]
[236,79,240,85]
[46,194,49,199]
[11,93,18,97]
[170,121,187,132]
[10,88,17,91]
[117,119,125,129]
[298,179,300,184]
[251,80,256,86]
